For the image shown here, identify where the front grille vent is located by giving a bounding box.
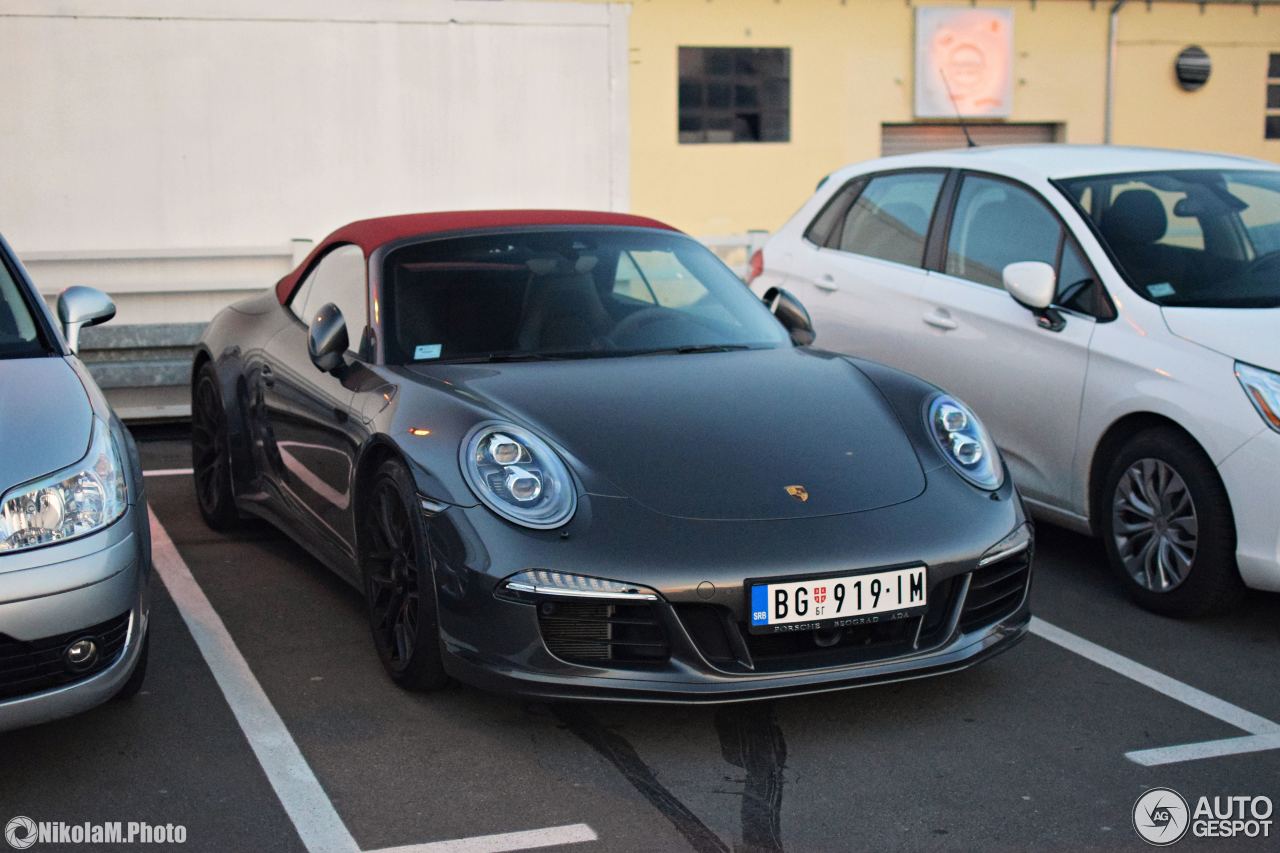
[537,602,669,666]
[0,611,130,701]
[959,549,1032,633]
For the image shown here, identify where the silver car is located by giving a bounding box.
[0,233,150,732]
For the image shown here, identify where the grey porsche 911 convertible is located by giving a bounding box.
[192,210,1032,702]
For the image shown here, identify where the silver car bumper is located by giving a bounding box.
[0,506,150,732]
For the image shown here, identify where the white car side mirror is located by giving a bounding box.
[1002,262,1056,311]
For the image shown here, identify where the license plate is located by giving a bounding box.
[748,566,927,634]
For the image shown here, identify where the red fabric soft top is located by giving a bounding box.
[275,209,681,304]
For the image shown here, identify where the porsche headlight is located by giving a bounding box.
[0,419,128,553]
[1236,362,1280,434]
[460,422,576,529]
[927,395,1004,490]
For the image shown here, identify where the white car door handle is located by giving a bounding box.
[923,311,958,331]
[814,274,839,293]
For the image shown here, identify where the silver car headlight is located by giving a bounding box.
[460,422,576,529]
[1236,362,1280,434]
[927,395,1004,490]
[0,419,128,553]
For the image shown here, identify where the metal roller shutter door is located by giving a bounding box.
[881,123,1061,156]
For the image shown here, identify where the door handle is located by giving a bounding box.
[814,274,839,293]
[922,310,958,331]
[261,364,275,388]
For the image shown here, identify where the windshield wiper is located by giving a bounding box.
[626,344,756,356]
[441,352,569,364]
[436,345,759,364]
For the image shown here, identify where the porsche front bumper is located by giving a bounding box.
[443,596,1029,704]
[427,466,1032,703]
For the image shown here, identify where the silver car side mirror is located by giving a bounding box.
[1002,261,1056,311]
[308,303,349,373]
[57,286,116,354]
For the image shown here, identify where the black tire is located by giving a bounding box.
[191,362,240,531]
[1099,427,1245,617]
[359,460,450,691]
[114,631,149,701]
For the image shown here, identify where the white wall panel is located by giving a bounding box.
[0,0,629,323]
[0,4,624,250]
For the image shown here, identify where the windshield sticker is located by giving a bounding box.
[1147,283,1176,298]
[414,343,443,360]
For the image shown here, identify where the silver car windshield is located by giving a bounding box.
[1058,169,1280,309]
[0,258,46,358]
[381,229,790,364]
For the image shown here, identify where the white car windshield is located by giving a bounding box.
[1058,169,1280,309]
[381,228,790,364]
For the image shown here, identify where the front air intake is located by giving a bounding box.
[537,601,669,666]
[960,548,1032,633]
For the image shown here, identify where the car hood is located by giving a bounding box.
[0,357,93,494]
[410,348,926,521]
[1162,307,1280,371]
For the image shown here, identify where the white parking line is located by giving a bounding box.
[366,824,599,853]
[150,508,361,853]
[148,508,597,852]
[1127,733,1280,767]
[143,467,194,477]
[1029,617,1280,766]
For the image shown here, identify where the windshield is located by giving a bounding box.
[381,228,790,364]
[1058,169,1280,309]
[0,257,46,358]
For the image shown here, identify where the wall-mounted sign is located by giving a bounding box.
[914,7,1014,119]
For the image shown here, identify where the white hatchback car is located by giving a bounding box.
[751,145,1279,616]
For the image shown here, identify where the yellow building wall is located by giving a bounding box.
[599,0,1280,237]
[1113,3,1280,160]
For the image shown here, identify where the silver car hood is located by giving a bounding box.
[0,357,93,494]
[1162,307,1280,372]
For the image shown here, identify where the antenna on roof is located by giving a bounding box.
[938,67,977,148]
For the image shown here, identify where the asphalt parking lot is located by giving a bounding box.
[3,429,1278,853]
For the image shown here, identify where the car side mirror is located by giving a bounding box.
[1003,261,1066,333]
[1003,262,1055,310]
[308,303,349,373]
[57,286,116,354]
[763,286,816,346]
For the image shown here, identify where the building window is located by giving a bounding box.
[678,47,790,144]
[1268,53,1280,139]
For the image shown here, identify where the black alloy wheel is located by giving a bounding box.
[360,460,449,691]
[191,363,239,530]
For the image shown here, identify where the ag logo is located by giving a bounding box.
[1133,788,1190,846]
[5,816,36,850]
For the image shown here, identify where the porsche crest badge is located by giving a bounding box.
[785,485,809,502]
